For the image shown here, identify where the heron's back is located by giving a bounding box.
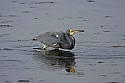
[37,31,64,46]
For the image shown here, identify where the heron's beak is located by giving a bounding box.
[69,29,84,35]
[73,30,84,33]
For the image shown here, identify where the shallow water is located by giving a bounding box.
[0,0,125,83]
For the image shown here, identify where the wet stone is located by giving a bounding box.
[111,46,125,48]
[9,15,18,17]
[34,18,38,19]
[29,1,56,5]
[106,82,118,83]
[97,61,104,63]
[20,3,27,4]
[123,35,125,36]
[18,40,22,41]
[30,7,35,8]
[105,16,112,18]
[23,11,31,13]
[83,19,89,21]
[33,2,55,4]
[11,1,18,2]
[0,34,8,37]
[18,79,30,82]
[3,48,13,51]
[87,0,95,2]
[100,25,104,27]
[101,74,107,77]
[103,30,111,32]
[5,80,12,82]
[0,25,12,28]
[94,33,99,34]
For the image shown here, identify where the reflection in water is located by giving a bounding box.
[33,49,76,73]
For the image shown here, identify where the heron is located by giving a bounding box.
[34,29,84,50]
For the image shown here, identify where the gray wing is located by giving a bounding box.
[37,31,65,47]
[59,35,75,50]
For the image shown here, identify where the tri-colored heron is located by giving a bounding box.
[34,29,84,50]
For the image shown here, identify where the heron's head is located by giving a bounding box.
[67,29,84,36]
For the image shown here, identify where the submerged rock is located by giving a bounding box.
[18,79,30,82]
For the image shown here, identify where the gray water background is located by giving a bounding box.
[0,0,125,83]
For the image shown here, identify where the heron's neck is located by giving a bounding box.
[65,33,71,43]
[65,34,75,48]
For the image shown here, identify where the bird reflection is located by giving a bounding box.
[33,49,76,73]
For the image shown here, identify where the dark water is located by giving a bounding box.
[0,0,125,83]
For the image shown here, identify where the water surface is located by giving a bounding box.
[0,0,125,83]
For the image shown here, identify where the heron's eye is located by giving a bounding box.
[69,30,73,33]
[68,30,71,33]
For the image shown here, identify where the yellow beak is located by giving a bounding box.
[73,30,84,33]
[69,29,84,35]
